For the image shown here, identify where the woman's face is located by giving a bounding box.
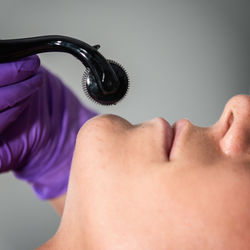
[62,95,250,250]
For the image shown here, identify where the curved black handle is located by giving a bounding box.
[0,35,119,94]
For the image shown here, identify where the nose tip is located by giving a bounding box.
[226,95,250,114]
[224,95,250,124]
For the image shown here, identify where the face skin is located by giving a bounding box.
[41,95,250,250]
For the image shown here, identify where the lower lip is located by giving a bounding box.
[169,119,189,160]
[152,117,174,158]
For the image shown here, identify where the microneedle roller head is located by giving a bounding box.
[82,60,129,105]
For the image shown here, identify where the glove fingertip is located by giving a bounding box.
[12,55,41,84]
[0,56,41,86]
[18,55,40,75]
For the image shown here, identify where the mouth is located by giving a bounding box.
[163,119,174,159]
[169,119,190,160]
[151,117,189,160]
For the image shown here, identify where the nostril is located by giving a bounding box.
[228,112,234,128]
[221,112,234,137]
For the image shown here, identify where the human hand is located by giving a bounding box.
[0,56,97,200]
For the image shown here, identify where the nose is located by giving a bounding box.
[219,95,250,158]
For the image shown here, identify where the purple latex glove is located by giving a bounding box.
[0,56,97,199]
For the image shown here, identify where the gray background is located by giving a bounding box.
[0,0,249,249]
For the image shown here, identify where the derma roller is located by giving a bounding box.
[0,35,129,105]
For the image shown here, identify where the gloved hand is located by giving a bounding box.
[0,56,97,199]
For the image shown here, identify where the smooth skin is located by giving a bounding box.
[40,95,250,250]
